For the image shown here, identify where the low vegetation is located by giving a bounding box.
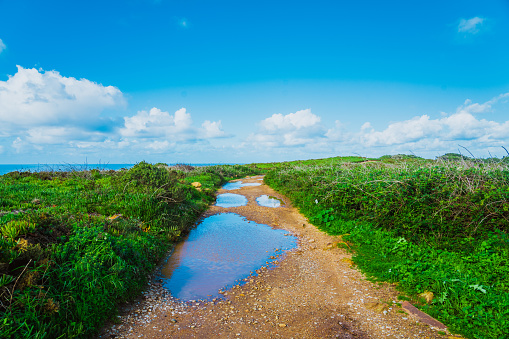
[263,155,509,339]
[3,154,507,339]
[0,162,260,338]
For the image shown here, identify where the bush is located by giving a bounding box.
[264,158,509,339]
[0,162,261,338]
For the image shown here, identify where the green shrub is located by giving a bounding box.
[264,158,509,339]
[0,162,260,338]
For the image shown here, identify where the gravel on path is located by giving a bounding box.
[98,176,460,339]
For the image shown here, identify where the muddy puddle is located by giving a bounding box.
[221,181,261,190]
[215,193,248,207]
[159,213,297,301]
[256,195,283,208]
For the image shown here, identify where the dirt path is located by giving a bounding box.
[99,176,454,339]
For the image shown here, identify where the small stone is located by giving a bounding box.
[364,302,389,313]
[324,243,334,250]
[278,323,287,328]
[308,239,315,243]
[170,319,178,323]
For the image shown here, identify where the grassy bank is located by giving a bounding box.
[263,156,509,339]
[0,162,260,338]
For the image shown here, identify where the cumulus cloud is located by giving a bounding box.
[121,107,190,138]
[361,115,443,146]
[0,66,230,159]
[202,120,226,138]
[0,66,125,130]
[456,93,509,115]
[326,120,351,142]
[120,107,225,142]
[458,17,485,34]
[260,109,321,132]
[244,94,509,159]
[358,93,509,152]
[0,39,6,54]
[248,109,325,147]
[0,66,127,156]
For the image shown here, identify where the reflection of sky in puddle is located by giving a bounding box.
[159,213,297,300]
[222,181,261,190]
[256,195,283,207]
[215,193,248,207]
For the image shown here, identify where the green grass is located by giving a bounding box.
[4,154,508,338]
[253,156,371,170]
[263,156,509,339]
[0,162,261,338]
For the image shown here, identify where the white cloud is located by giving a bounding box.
[0,66,125,128]
[26,126,72,144]
[358,93,509,151]
[147,140,174,151]
[11,137,30,153]
[25,126,108,145]
[202,120,226,138]
[0,39,6,54]
[0,66,129,155]
[120,107,225,142]
[457,93,509,115]
[248,109,324,148]
[243,94,509,159]
[122,107,182,138]
[458,17,485,34]
[0,66,232,159]
[260,109,321,132]
[326,120,350,141]
[361,115,443,146]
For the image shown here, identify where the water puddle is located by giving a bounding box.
[159,213,297,300]
[222,181,261,190]
[256,195,283,208]
[215,193,248,207]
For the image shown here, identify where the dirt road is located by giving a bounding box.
[99,176,453,339]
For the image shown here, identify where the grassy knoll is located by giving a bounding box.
[0,162,260,338]
[263,156,509,339]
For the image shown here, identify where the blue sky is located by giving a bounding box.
[0,0,508,164]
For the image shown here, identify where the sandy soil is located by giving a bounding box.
[99,176,458,339]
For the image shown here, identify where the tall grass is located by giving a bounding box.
[0,162,261,338]
[264,157,509,339]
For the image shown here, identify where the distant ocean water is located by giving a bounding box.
[0,163,235,176]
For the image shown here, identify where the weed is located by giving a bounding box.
[264,155,509,339]
[0,162,261,338]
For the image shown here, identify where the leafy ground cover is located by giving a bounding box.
[0,162,260,338]
[263,156,509,339]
